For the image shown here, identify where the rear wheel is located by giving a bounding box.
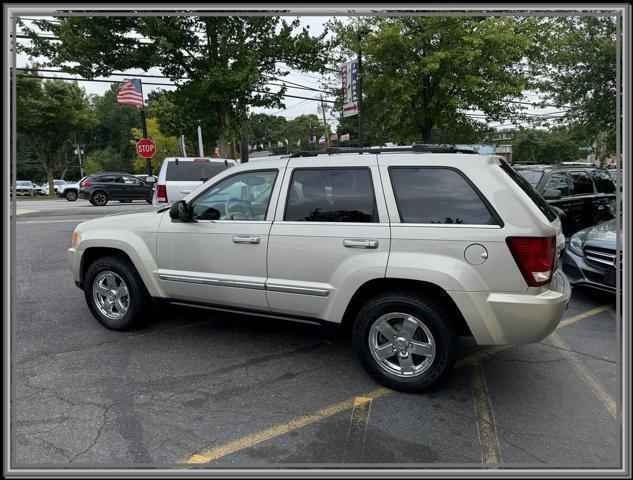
[90,191,108,206]
[84,255,152,330]
[352,292,456,392]
[65,190,78,201]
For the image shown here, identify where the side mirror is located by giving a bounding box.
[543,189,562,200]
[169,200,192,222]
[144,175,158,184]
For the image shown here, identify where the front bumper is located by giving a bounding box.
[449,270,571,345]
[562,249,617,293]
[67,247,83,289]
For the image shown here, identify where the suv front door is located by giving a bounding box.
[155,168,283,310]
[121,174,149,200]
[266,157,390,319]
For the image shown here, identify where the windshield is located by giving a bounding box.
[54,180,66,185]
[517,170,544,187]
[16,181,32,186]
[166,161,230,182]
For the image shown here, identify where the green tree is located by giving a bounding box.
[92,84,142,165]
[19,16,328,160]
[328,16,540,143]
[248,113,287,151]
[284,114,322,150]
[131,118,180,173]
[533,16,617,157]
[512,127,582,164]
[84,146,128,174]
[15,70,96,194]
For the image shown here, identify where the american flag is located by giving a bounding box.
[116,79,144,107]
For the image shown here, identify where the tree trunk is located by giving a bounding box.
[47,169,54,197]
[217,102,230,158]
[421,120,434,143]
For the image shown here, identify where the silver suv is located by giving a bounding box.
[67,147,570,392]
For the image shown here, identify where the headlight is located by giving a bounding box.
[568,231,586,256]
[71,230,79,248]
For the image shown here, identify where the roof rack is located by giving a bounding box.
[289,144,480,157]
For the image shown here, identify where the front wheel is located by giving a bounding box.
[84,256,152,330]
[352,292,456,393]
[90,191,108,206]
[65,190,78,201]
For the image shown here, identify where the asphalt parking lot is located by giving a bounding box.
[11,198,621,468]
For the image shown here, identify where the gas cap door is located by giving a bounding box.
[464,243,488,266]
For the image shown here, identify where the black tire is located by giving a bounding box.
[352,292,456,393]
[119,199,133,203]
[90,191,108,206]
[65,190,78,202]
[146,199,152,204]
[83,255,152,330]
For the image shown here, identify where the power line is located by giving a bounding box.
[16,72,337,103]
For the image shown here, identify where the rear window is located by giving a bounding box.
[517,170,543,187]
[389,167,499,225]
[500,160,557,222]
[166,161,229,182]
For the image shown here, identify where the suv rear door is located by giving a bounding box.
[266,155,390,319]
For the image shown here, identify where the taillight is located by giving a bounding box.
[506,236,556,287]
[157,184,167,203]
[81,181,91,188]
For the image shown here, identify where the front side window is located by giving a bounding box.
[191,170,277,221]
[390,167,498,225]
[122,175,141,185]
[569,171,594,195]
[543,173,571,196]
[284,168,377,223]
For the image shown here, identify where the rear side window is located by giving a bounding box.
[543,173,571,196]
[389,167,498,225]
[499,160,557,222]
[590,170,616,193]
[166,161,229,182]
[569,171,594,195]
[284,168,377,222]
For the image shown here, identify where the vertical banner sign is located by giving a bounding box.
[341,60,359,117]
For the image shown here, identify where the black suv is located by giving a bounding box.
[514,164,616,237]
[79,172,155,206]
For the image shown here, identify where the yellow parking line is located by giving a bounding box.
[558,304,611,328]
[470,362,503,465]
[549,332,617,419]
[182,305,610,464]
[185,388,390,464]
[342,396,373,462]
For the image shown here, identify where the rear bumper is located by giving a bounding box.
[449,270,571,345]
[562,249,617,294]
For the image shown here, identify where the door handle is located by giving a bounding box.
[232,235,260,244]
[343,239,379,249]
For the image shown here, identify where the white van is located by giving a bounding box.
[153,157,236,205]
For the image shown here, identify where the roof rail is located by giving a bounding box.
[324,144,480,155]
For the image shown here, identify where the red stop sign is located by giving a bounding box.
[136,138,156,158]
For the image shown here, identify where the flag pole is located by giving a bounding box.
[136,80,151,175]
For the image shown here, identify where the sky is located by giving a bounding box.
[15,15,565,137]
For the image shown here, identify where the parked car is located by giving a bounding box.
[514,164,616,237]
[153,157,236,205]
[43,179,67,195]
[57,177,87,202]
[33,183,45,195]
[78,172,157,206]
[563,219,619,293]
[68,147,571,392]
[15,180,35,196]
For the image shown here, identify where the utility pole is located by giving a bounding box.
[357,30,364,149]
[320,95,330,149]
